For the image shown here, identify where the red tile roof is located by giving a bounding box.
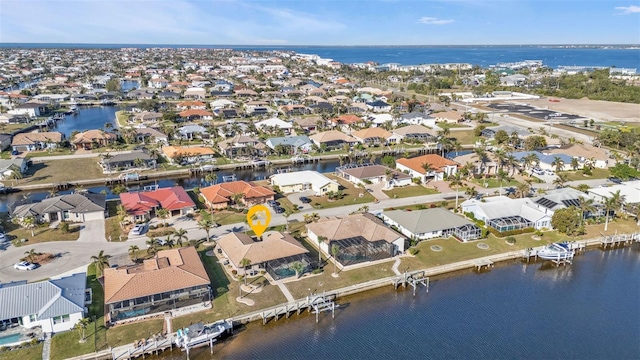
[200,181,275,205]
[396,154,459,174]
[330,114,362,125]
[179,109,213,117]
[119,186,196,215]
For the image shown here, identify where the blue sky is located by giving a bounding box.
[1,0,639,45]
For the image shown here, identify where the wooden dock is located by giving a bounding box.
[391,270,430,296]
[601,232,639,249]
[111,334,175,360]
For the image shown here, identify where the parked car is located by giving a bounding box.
[267,200,277,208]
[0,233,7,242]
[299,196,311,204]
[131,223,148,235]
[608,177,622,184]
[14,261,36,271]
[274,206,285,214]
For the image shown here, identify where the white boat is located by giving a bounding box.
[537,242,574,260]
[174,321,231,349]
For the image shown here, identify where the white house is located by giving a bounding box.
[0,273,87,336]
[255,117,293,134]
[397,112,436,127]
[337,164,412,189]
[461,196,552,232]
[8,103,45,118]
[0,158,28,180]
[270,170,339,195]
[381,208,482,241]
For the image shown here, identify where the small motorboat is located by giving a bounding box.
[537,242,574,260]
[174,321,231,349]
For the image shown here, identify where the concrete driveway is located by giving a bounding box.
[286,190,315,208]
[77,220,106,242]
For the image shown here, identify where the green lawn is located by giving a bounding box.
[0,344,43,360]
[104,217,127,242]
[310,175,375,209]
[450,130,478,145]
[382,185,439,198]
[22,158,104,185]
[7,222,81,247]
[470,177,520,189]
[559,168,610,181]
[199,248,231,293]
[211,211,247,225]
[25,149,74,158]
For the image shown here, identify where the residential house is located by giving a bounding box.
[0,113,29,124]
[71,130,118,150]
[308,102,334,114]
[255,118,293,135]
[351,127,392,146]
[11,193,106,223]
[337,164,412,189]
[149,77,169,89]
[157,91,181,100]
[279,104,310,116]
[309,130,357,150]
[218,135,266,158]
[176,101,207,111]
[265,135,314,154]
[0,134,11,151]
[381,208,481,242]
[133,127,168,145]
[200,181,275,210]
[132,111,163,124]
[366,100,392,112]
[348,102,368,114]
[162,145,215,164]
[183,87,207,99]
[546,144,611,169]
[209,99,236,110]
[329,114,364,133]
[8,102,46,118]
[293,116,321,133]
[433,110,464,123]
[100,150,156,173]
[531,188,604,218]
[396,154,458,182]
[366,113,393,127]
[179,109,213,121]
[390,125,437,144]
[398,112,436,127]
[178,124,208,140]
[0,158,27,180]
[306,213,406,266]
[588,180,640,205]
[119,186,196,221]
[0,273,87,334]
[103,247,211,323]
[11,132,64,152]
[270,170,339,196]
[244,101,270,117]
[217,231,312,279]
[512,151,573,172]
[461,196,551,232]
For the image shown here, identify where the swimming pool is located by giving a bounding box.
[0,333,22,345]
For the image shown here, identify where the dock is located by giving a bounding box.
[392,270,430,296]
[255,293,337,325]
[600,232,639,249]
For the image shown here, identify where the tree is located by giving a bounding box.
[447,172,463,208]
[173,228,189,247]
[464,186,478,197]
[20,216,36,237]
[73,317,91,343]
[609,163,640,180]
[570,157,580,171]
[523,136,547,151]
[155,208,170,226]
[496,169,510,196]
[421,162,435,183]
[604,190,626,231]
[230,193,245,207]
[198,218,215,243]
[516,182,531,198]
[290,261,305,279]
[331,244,340,276]
[381,155,396,168]
[553,173,568,188]
[8,164,23,186]
[90,250,111,277]
[146,238,158,256]
[24,248,40,263]
[551,207,583,235]
[577,197,596,226]
[105,78,121,92]
[551,156,565,173]
[240,257,251,284]
[494,130,509,144]
[128,245,139,261]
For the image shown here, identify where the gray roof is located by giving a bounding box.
[265,135,312,150]
[0,273,86,321]
[104,150,153,164]
[0,158,26,173]
[12,193,105,217]
[400,111,433,120]
[384,208,473,234]
[531,187,593,211]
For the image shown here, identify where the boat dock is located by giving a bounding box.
[600,232,640,248]
[392,270,430,296]
[111,334,176,360]
[252,293,337,324]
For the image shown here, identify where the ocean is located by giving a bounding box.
[166,246,640,360]
[1,44,639,69]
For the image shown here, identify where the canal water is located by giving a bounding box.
[162,246,640,360]
[54,106,118,137]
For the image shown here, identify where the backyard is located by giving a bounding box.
[0,343,43,360]
[450,130,478,145]
[1,213,81,246]
[559,168,610,181]
[310,175,375,209]
[382,185,439,198]
[22,158,104,185]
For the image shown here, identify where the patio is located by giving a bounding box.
[0,323,43,347]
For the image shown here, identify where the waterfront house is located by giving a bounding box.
[0,158,27,180]
[0,113,29,124]
[351,127,393,146]
[179,109,213,121]
[11,132,64,152]
[531,188,604,218]
[0,273,87,334]
[390,125,437,144]
[217,231,312,279]
[200,181,275,210]
[162,145,216,164]
[270,170,339,196]
[8,102,46,118]
[218,135,266,158]
[176,101,207,111]
[132,111,163,124]
[309,130,358,150]
[396,154,458,182]
[0,134,11,151]
[433,110,464,124]
[306,213,406,266]
[329,115,364,133]
[71,130,118,150]
[337,164,412,189]
[381,208,482,241]
[10,193,106,223]
[461,196,551,232]
[397,112,436,127]
[178,124,209,140]
[265,135,314,154]
[133,127,168,145]
[293,116,320,133]
[103,247,211,324]
[588,180,640,206]
[256,117,293,134]
[100,150,156,173]
[119,186,196,221]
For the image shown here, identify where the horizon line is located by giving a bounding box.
[1,42,639,47]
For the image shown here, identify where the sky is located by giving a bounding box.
[0,0,639,45]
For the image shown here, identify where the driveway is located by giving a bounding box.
[366,183,389,200]
[286,190,315,208]
[77,220,106,242]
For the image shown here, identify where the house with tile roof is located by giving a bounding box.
[11,132,64,152]
[11,193,106,223]
[337,164,412,189]
[351,127,393,146]
[309,130,358,150]
[306,213,406,267]
[71,130,118,150]
[179,109,213,121]
[396,154,459,182]
[200,181,275,210]
[432,110,464,123]
[103,247,211,324]
[0,273,87,334]
[119,186,196,222]
[162,145,216,164]
[217,231,312,279]
[390,125,438,144]
[218,135,266,158]
[270,170,339,196]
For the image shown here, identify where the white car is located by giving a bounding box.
[14,261,36,271]
[0,233,7,242]
[131,223,148,236]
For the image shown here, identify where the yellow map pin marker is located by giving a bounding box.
[247,204,271,237]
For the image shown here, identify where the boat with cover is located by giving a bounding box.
[537,242,574,260]
[174,321,230,349]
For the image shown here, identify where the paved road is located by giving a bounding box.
[29,150,133,162]
[0,177,613,283]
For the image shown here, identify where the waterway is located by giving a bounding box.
[53,106,118,137]
[163,246,640,359]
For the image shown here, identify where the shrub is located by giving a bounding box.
[0,346,8,352]
[216,287,228,296]
[488,227,535,238]
[312,268,323,274]
[58,222,69,233]
[231,270,237,275]
[148,224,157,230]
[408,248,419,255]
[505,236,517,245]
[30,338,39,345]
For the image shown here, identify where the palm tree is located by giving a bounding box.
[516,182,531,198]
[331,244,340,276]
[73,317,90,343]
[230,193,245,208]
[239,257,251,284]
[47,187,59,198]
[570,157,580,171]
[577,197,596,226]
[155,208,170,226]
[464,186,479,197]
[128,245,139,261]
[447,172,463,208]
[204,173,218,185]
[198,218,215,242]
[90,250,111,277]
[116,204,128,223]
[317,236,327,265]
[146,238,158,256]
[282,210,293,232]
[473,147,487,176]
[421,162,435,183]
[8,164,23,186]
[496,169,510,196]
[290,261,305,279]
[173,228,189,247]
[551,156,565,173]
[24,248,40,263]
[553,173,568,188]
[603,197,616,232]
[21,216,36,237]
